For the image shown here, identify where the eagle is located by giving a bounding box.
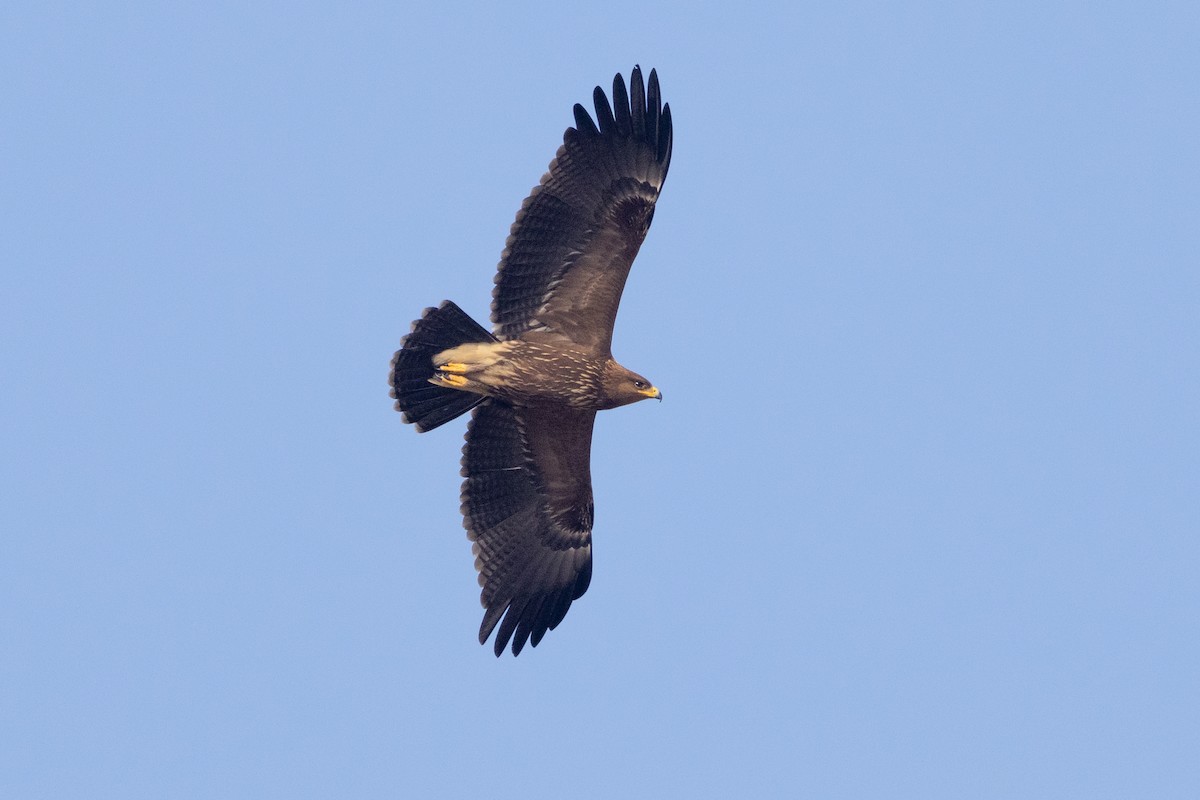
[389,66,672,656]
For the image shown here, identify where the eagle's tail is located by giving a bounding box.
[390,300,496,432]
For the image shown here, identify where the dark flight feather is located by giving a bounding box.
[491,65,673,352]
[461,402,595,656]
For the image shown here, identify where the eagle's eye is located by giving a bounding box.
[633,380,645,389]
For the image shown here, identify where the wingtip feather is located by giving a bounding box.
[659,102,673,175]
[592,85,616,134]
[629,66,646,139]
[612,72,631,137]
[573,102,599,137]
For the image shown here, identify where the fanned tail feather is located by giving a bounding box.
[390,301,496,432]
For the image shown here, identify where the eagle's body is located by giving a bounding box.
[432,337,657,411]
[390,67,672,656]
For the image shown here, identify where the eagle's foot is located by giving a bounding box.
[433,372,469,388]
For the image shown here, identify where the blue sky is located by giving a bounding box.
[2,2,1197,797]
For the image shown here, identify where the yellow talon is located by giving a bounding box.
[439,362,470,374]
[435,373,469,388]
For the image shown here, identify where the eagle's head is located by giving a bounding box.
[601,360,662,409]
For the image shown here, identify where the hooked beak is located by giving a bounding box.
[639,386,662,402]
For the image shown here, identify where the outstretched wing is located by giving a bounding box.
[460,400,596,656]
[492,66,673,353]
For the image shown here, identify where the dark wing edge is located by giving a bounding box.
[460,401,596,656]
[491,66,673,351]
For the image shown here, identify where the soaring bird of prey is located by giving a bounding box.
[390,66,672,656]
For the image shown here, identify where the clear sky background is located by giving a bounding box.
[2,2,1197,798]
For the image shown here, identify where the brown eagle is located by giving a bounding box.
[389,66,672,656]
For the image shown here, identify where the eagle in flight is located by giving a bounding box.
[390,66,672,656]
